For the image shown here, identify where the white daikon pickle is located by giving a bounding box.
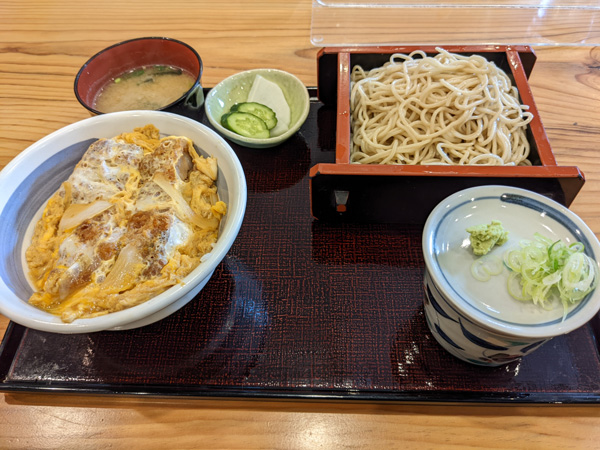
[248,74,290,137]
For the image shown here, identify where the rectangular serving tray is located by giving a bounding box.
[1,91,599,403]
[310,46,585,223]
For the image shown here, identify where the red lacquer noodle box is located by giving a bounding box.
[310,45,585,223]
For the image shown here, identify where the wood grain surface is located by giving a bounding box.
[1,1,600,448]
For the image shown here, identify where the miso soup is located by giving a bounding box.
[93,65,196,113]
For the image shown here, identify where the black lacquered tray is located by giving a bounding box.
[1,90,600,403]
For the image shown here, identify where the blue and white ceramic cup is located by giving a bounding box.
[423,269,549,366]
[422,186,600,366]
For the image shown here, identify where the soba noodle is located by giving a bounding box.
[350,48,534,166]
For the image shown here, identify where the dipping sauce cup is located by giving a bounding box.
[422,185,600,366]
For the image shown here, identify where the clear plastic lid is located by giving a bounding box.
[311,0,600,46]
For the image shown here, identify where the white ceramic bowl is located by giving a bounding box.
[422,185,600,366]
[0,111,247,333]
[204,68,310,148]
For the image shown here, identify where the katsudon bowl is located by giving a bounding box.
[0,111,247,333]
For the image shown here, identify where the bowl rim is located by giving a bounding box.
[422,185,600,339]
[74,36,203,115]
[0,110,247,333]
[205,68,310,146]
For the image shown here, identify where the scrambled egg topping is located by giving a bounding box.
[26,124,227,323]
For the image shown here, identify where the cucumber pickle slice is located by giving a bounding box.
[231,102,278,130]
[221,111,270,139]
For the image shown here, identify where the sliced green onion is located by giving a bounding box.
[470,255,503,282]
[503,233,598,316]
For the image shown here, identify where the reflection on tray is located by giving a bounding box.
[92,257,268,384]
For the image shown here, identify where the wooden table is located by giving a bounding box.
[1,1,600,448]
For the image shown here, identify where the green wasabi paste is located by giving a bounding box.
[466,220,508,256]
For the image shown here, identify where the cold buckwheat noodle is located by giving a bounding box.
[350,48,534,165]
